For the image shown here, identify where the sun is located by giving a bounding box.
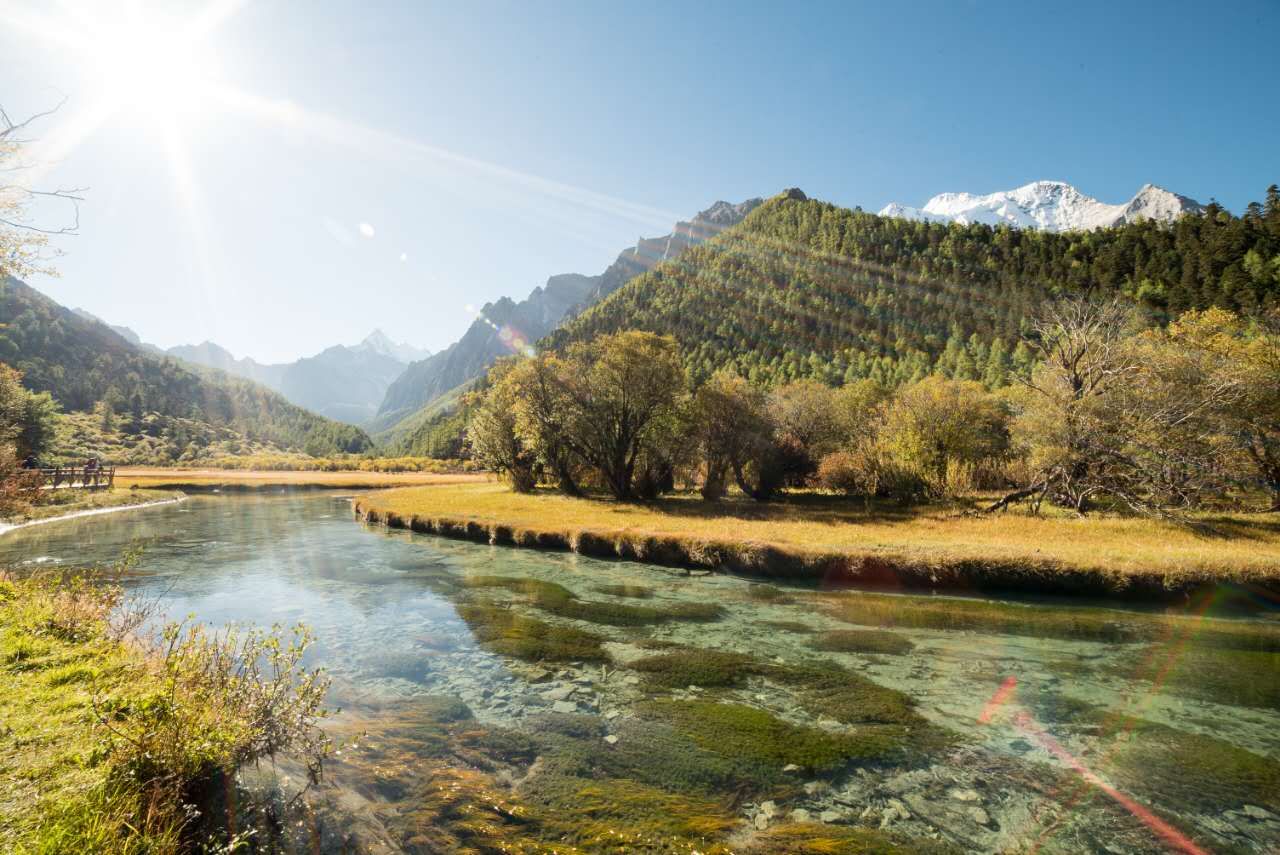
[82,10,223,127]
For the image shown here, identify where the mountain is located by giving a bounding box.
[373,196,764,436]
[0,278,373,456]
[162,330,427,426]
[167,341,288,389]
[71,308,161,354]
[358,329,431,364]
[545,186,1277,389]
[277,343,409,425]
[879,181,1204,232]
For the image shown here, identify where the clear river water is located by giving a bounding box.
[2,493,1278,854]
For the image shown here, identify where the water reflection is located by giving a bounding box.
[1,494,1277,853]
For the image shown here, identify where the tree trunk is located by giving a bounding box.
[701,460,728,501]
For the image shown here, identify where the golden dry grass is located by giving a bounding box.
[359,482,1280,585]
[117,467,491,490]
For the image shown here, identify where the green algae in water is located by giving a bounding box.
[810,629,915,655]
[1097,715,1280,814]
[462,573,724,626]
[522,775,738,852]
[455,602,609,663]
[592,583,654,599]
[639,698,908,771]
[1110,646,1280,711]
[759,619,817,634]
[747,583,796,603]
[743,822,962,855]
[824,590,1280,650]
[531,715,793,799]
[631,649,762,689]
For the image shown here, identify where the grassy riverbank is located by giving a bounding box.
[117,467,490,491]
[355,483,1280,598]
[3,487,182,525]
[0,572,330,853]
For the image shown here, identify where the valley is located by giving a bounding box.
[1,5,1278,850]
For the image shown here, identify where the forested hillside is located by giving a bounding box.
[0,278,373,456]
[546,187,1280,387]
[373,197,763,437]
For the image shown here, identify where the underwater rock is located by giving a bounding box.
[789,808,811,822]
[552,700,578,714]
[544,685,577,701]
[948,787,982,802]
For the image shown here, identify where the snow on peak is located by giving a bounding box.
[878,181,1203,232]
[358,329,431,364]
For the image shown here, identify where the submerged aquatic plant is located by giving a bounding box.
[631,648,762,689]
[462,573,724,626]
[456,602,610,662]
[639,699,904,771]
[593,583,655,599]
[809,629,915,655]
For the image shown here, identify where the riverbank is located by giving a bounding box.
[0,571,331,852]
[354,483,1280,600]
[1,488,183,533]
[117,466,490,491]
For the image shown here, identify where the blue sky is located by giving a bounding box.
[4,0,1277,362]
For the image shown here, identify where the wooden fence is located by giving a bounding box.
[37,466,116,490]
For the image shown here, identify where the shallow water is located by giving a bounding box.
[2,493,1279,853]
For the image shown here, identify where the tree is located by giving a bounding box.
[880,376,1011,498]
[18,389,58,459]
[995,299,1244,515]
[996,298,1141,512]
[466,364,537,492]
[505,355,583,495]
[1162,308,1280,510]
[692,371,776,500]
[0,362,57,460]
[1,103,81,280]
[556,331,685,500]
[769,380,844,485]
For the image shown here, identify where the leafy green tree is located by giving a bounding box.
[692,371,776,500]
[466,366,537,492]
[555,331,685,499]
[881,376,1011,498]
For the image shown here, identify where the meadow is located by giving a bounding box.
[356,482,1280,597]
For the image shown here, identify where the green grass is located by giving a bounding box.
[0,576,177,853]
[0,572,331,854]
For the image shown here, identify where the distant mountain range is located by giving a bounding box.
[69,312,429,427]
[372,196,764,437]
[879,181,1204,232]
[546,183,1273,393]
[8,279,372,456]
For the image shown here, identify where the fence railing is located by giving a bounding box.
[36,466,117,490]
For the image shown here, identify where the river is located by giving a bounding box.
[2,493,1277,853]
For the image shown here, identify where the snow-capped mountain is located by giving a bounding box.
[879,181,1204,232]
[356,329,431,364]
